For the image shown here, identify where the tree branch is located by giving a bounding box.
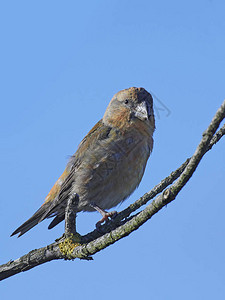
[1,100,225,281]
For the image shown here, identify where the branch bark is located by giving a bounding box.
[1,100,225,281]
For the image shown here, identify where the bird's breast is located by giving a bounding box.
[73,126,153,211]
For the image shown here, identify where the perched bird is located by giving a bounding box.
[11,87,155,237]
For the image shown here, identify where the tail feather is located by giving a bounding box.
[11,203,53,237]
[48,214,65,229]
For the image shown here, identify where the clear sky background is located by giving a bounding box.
[1,1,225,299]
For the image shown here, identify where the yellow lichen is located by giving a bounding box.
[58,233,81,259]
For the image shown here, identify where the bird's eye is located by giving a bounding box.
[124,99,129,104]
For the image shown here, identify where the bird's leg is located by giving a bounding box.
[65,193,79,238]
[90,202,117,229]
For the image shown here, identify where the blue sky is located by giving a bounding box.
[1,1,225,299]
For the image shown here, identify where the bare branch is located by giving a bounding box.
[1,101,225,281]
[0,241,63,281]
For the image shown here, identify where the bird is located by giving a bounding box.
[11,87,155,237]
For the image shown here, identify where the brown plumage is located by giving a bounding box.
[11,87,155,237]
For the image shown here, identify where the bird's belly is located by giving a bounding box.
[73,135,152,211]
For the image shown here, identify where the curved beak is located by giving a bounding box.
[135,101,150,121]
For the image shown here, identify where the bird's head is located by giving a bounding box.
[103,87,155,131]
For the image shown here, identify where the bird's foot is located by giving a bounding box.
[95,210,117,229]
[90,202,117,230]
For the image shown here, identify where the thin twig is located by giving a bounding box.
[82,122,225,243]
